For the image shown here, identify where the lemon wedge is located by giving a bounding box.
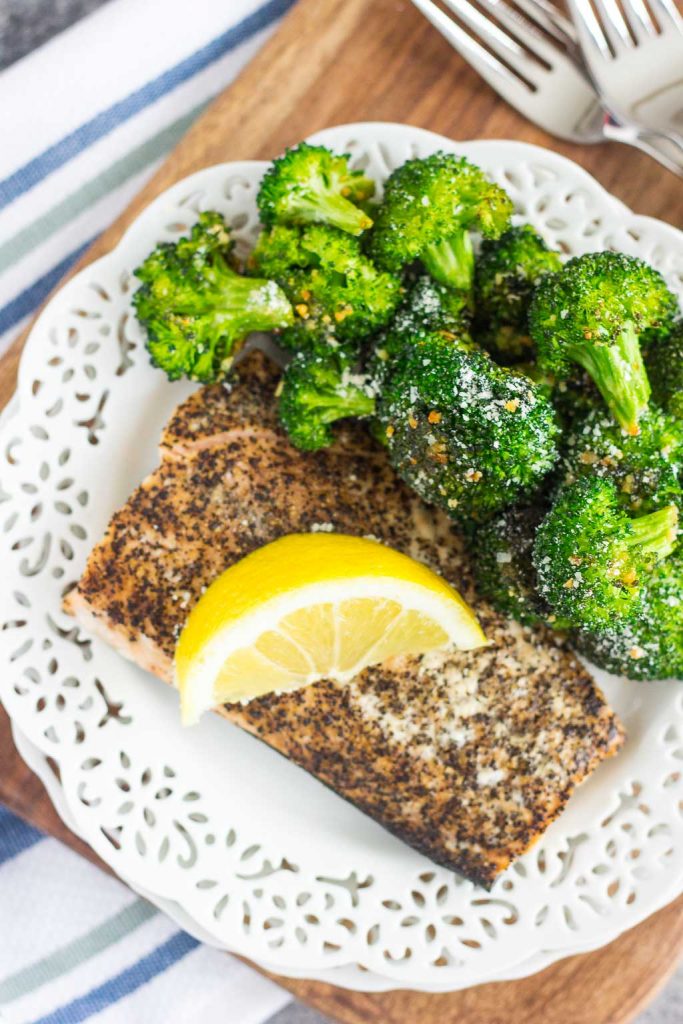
[175,533,486,724]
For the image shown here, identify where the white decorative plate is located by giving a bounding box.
[1,123,683,993]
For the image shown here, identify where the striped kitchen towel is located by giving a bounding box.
[0,806,302,1023]
[0,0,296,355]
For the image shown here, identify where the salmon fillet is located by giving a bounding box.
[64,351,624,887]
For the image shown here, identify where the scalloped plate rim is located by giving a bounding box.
[1,122,682,992]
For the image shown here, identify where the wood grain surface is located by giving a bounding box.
[1,0,682,1020]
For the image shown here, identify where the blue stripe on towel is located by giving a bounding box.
[0,237,94,336]
[31,931,200,1024]
[0,807,44,866]
[0,0,296,211]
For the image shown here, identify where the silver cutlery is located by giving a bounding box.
[568,0,683,143]
[410,0,683,176]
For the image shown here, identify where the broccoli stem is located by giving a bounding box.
[305,386,376,425]
[291,192,372,236]
[567,322,650,436]
[626,504,678,560]
[219,273,293,334]
[422,230,474,293]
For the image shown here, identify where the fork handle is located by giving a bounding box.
[602,120,683,178]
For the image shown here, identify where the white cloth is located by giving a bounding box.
[0,0,294,355]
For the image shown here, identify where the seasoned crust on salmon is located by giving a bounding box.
[64,350,624,887]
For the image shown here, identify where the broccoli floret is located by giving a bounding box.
[257,143,374,236]
[472,503,568,628]
[368,275,474,389]
[132,212,293,382]
[249,224,401,352]
[474,225,562,363]
[561,406,683,513]
[529,251,678,435]
[388,274,472,337]
[533,476,678,632]
[503,364,603,436]
[376,331,559,521]
[574,551,683,680]
[514,361,556,401]
[646,321,683,419]
[368,153,512,295]
[278,348,376,451]
[550,371,602,433]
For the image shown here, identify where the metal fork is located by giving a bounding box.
[410,0,683,175]
[568,0,683,141]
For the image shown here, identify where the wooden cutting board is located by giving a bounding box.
[1,0,682,1020]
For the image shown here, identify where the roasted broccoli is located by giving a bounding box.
[249,223,401,352]
[376,331,560,521]
[278,347,376,451]
[472,503,567,628]
[646,321,683,419]
[518,362,603,429]
[387,273,471,337]
[550,371,602,433]
[257,143,374,236]
[533,476,678,632]
[513,361,556,401]
[561,406,683,513]
[574,550,683,680]
[368,274,474,390]
[132,212,293,382]
[368,153,512,295]
[529,251,677,435]
[474,225,562,363]
[506,363,604,436]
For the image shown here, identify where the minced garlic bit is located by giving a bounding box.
[428,410,442,424]
[295,303,309,318]
[504,398,520,413]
